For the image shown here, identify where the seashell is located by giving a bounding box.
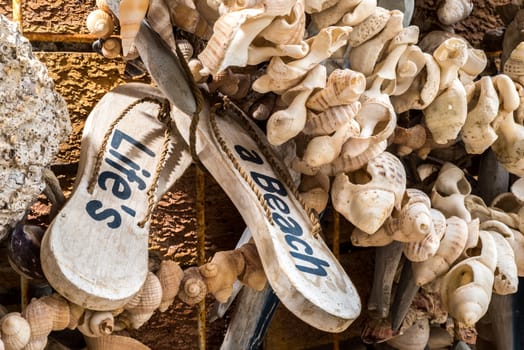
[346,6,390,47]
[303,101,361,136]
[403,209,447,262]
[121,272,162,329]
[437,0,473,26]
[249,93,277,121]
[208,68,241,96]
[351,225,393,247]
[86,9,114,38]
[462,230,497,272]
[390,124,427,156]
[412,216,469,286]
[300,187,329,213]
[480,220,524,277]
[388,189,433,243]
[310,0,362,29]
[303,121,357,167]
[217,0,260,14]
[176,39,194,62]
[0,313,31,350]
[424,78,468,145]
[322,138,387,175]
[433,37,469,91]
[188,58,209,83]
[96,0,114,14]
[84,334,150,349]
[348,10,404,77]
[387,318,430,350]
[306,69,366,112]
[119,0,149,57]
[77,310,114,337]
[427,326,454,350]
[67,301,85,330]
[247,41,309,65]
[486,230,519,295]
[165,0,212,39]
[462,76,500,154]
[40,294,70,331]
[465,194,520,229]
[503,41,524,86]
[199,249,245,303]
[7,223,45,280]
[331,151,406,234]
[266,64,326,145]
[258,0,305,45]
[22,297,54,350]
[431,163,472,221]
[177,267,207,305]
[459,48,487,85]
[391,45,426,96]
[492,74,520,113]
[491,110,524,176]
[237,242,267,291]
[197,8,273,76]
[491,192,523,213]
[156,260,184,312]
[303,0,338,13]
[146,0,177,52]
[101,37,122,59]
[253,26,352,94]
[338,0,377,27]
[511,176,524,202]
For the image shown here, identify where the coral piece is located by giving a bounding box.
[0,15,70,241]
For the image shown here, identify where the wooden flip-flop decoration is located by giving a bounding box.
[41,83,192,310]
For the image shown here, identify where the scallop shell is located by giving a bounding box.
[84,334,150,350]
[341,0,378,27]
[177,267,207,305]
[437,0,473,26]
[266,64,326,145]
[121,272,162,329]
[306,69,366,112]
[156,260,184,312]
[78,310,114,337]
[310,0,362,29]
[197,8,273,76]
[259,0,305,45]
[346,6,390,47]
[412,216,469,286]
[462,76,500,154]
[119,0,149,57]
[0,313,31,350]
[348,10,404,77]
[303,101,361,136]
[331,151,406,234]
[424,78,468,145]
[86,9,114,38]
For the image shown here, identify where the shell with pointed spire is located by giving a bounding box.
[403,209,447,262]
[303,102,361,136]
[119,0,149,57]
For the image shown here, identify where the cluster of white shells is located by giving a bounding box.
[0,243,265,350]
[82,0,524,347]
[0,15,71,241]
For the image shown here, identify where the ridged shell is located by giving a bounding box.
[156,260,184,312]
[322,138,387,175]
[176,39,194,62]
[437,0,473,26]
[122,272,162,329]
[346,5,390,47]
[504,42,524,82]
[146,0,177,52]
[177,267,207,305]
[84,335,150,350]
[303,102,361,136]
[119,0,149,56]
[412,216,469,286]
[86,9,114,38]
[259,0,305,45]
[331,151,406,234]
[1,313,31,350]
[22,298,53,346]
[40,294,70,331]
[306,69,366,112]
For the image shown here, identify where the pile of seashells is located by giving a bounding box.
[6,0,524,348]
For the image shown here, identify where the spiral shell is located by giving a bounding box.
[156,260,184,312]
[121,272,162,329]
[259,0,306,45]
[177,267,207,305]
[403,209,446,262]
[101,37,121,59]
[1,313,31,350]
[303,102,361,136]
[86,9,114,38]
[119,0,149,57]
[78,310,114,337]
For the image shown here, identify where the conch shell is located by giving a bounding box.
[424,78,468,145]
[119,0,149,57]
[437,0,473,26]
[331,151,406,234]
[411,216,469,286]
[86,9,114,38]
[462,76,500,154]
[306,69,366,112]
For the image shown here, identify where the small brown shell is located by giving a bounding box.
[156,260,184,312]
[101,37,122,59]
[177,267,207,305]
[22,298,54,348]
[86,9,114,38]
[0,313,31,350]
[121,272,162,329]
